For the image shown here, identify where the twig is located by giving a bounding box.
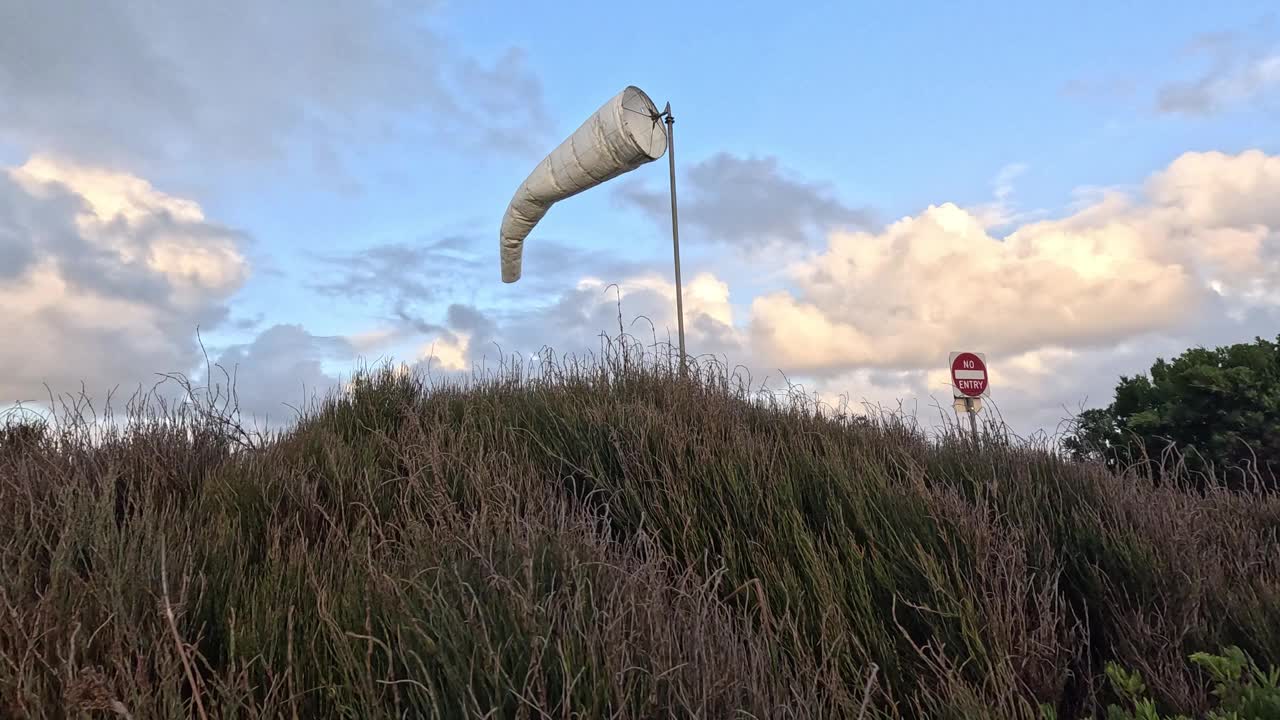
[161,540,209,720]
[857,663,879,719]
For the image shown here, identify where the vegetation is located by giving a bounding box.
[2,336,1279,718]
[1096,647,1280,720]
[1064,335,1280,490]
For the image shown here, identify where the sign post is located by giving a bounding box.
[949,352,988,446]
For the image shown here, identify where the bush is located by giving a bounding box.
[1099,646,1280,719]
[1064,336,1280,490]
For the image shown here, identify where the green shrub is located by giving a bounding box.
[1064,335,1280,490]
[1100,646,1280,719]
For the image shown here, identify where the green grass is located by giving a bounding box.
[2,337,1278,718]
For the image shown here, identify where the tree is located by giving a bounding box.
[1063,335,1280,489]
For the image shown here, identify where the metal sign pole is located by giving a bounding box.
[663,104,687,378]
[965,397,979,446]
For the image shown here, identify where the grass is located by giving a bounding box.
[1,334,1278,718]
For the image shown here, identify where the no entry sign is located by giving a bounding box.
[949,352,988,398]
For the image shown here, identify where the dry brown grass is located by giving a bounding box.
[1,336,1277,718]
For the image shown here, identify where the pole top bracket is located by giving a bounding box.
[651,102,673,125]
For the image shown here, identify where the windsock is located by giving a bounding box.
[500,85,667,283]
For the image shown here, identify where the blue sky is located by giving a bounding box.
[223,1,1273,330]
[1,1,1278,435]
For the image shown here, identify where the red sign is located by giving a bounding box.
[950,352,988,398]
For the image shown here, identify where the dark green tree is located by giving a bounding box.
[1063,335,1280,489]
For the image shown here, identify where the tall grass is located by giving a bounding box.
[2,334,1278,718]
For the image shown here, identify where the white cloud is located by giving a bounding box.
[1147,149,1280,228]
[749,150,1280,374]
[13,156,205,225]
[1147,149,1280,307]
[11,156,248,298]
[0,154,248,402]
[419,332,472,372]
[971,162,1039,229]
[367,268,749,386]
[576,271,737,332]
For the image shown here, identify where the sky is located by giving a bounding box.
[1,0,1278,438]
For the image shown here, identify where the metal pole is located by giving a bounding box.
[664,107,687,378]
[966,397,979,447]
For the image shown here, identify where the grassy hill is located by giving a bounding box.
[3,339,1278,719]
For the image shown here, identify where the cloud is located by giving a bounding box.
[311,235,654,345]
[310,236,480,308]
[969,162,1042,229]
[0,1,553,179]
[1147,149,1280,228]
[308,236,485,345]
[451,47,556,155]
[615,152,874,253]
[1155,32,1280,116]
[0,154,249,403]
[749,149,1280,374]
[570,272,742,354]
[992,163,1028,204]
[348,327,403,355]
[419,330,473,373]
[395,266,745,380]
[206,324,355,424]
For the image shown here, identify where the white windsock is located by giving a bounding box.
[500,85,667,283]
